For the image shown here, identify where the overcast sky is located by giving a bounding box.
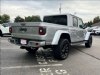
[1,0,100,22]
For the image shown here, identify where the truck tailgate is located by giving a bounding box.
[11,22,45,40]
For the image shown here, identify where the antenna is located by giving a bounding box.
[59,3,61,14]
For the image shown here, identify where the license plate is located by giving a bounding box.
[20,39,27,45]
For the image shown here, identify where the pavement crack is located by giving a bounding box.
[74,47,100,61]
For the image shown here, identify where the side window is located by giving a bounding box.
[73,17,78,27]
[78,19,84,28]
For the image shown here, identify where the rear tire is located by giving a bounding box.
[52,39,70,60]
[25,47,38,53]
[85,35,92,48]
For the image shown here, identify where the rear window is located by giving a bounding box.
[43,15,67,25]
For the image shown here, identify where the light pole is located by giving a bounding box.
[74,12,77,15]
[59,3,62,14]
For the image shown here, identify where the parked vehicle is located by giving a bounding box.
[0,23,10,37]
[90,26,99,35]
[93,27,100,35]
[8,14,92,60]
[85,27,92,32]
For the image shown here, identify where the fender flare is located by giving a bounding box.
[84,32,91,40]
[52,30,70,45]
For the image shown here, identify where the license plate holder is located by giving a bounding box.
[20,39,27,45]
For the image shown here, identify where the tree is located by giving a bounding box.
[84,16,100,27]
[84,21,93,27]
[0,14,10,24]
[25,16,32,22]
[0,15,2,24]
[25,15,41,22]
[14,16,24,22]
[31,15,41,22]
[88,21,92,27]
[93,16,100,24]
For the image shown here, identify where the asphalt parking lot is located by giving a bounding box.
[0,35,100,75]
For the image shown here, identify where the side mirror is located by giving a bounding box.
[79,25,84,29]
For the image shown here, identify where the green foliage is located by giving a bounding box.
[0,14,10,24]
[25,15,41,22]
[0,14,41,23]
[84,16,100,27]
[84,21,93,27]
[14,16,24,22]
[25,16,32,22]
[0,15,2,24]
[93,16,100,24]
[14,15,41,22]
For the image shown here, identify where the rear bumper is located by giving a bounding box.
[3,33,11,35]
[8,38,46,47]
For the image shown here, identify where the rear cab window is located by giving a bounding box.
[43,15,67,26]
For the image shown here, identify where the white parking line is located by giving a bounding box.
[1,64,63,70]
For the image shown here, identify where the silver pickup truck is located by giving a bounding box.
[9,14,92,60]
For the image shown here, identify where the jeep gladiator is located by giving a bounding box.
[9,14,92,60]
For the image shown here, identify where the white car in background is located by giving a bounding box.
[93,27,100,35]
[89,26,99,34]
[0,23,10,37]
[85,27,92,32]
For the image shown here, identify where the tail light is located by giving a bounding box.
[38,27,46,35]
[9,27,12,33]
